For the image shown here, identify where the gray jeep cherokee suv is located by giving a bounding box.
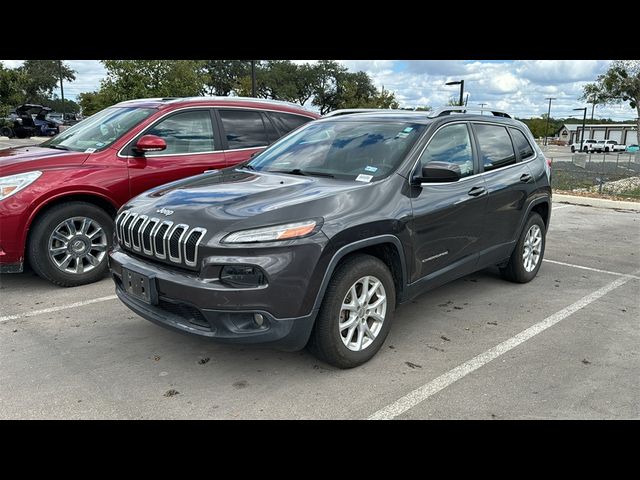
[109,107,552,368]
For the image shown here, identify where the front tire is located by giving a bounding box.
[500,212,546,283]
[28,202,113,287]
[308,254,396,368]
[570,146,575,153]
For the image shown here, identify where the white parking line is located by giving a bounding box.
[368,273,635,420]
[552,204,572,210]
[543,259,640,280]
[0,295,118,323]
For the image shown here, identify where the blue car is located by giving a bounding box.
[626,144,639,153]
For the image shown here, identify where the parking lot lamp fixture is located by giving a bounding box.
[445,80,464,106]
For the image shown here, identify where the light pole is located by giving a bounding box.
[250,60,256,97]
[544,97,556,146]
[478,102,487,115]
[58,60,66,120]
[445,80,464,106]
[573,107,587,150]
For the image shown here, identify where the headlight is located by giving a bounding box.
[0,171,42,201]
[222,219,321,244]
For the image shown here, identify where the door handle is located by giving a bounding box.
[520,173,533,183]
[467,186,487,197]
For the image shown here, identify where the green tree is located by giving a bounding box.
[311,60,349,114]
[19,60,75,103]
[78,91,112,116]
[0,64,26,116]
[98,60,207,104]
[582,60,640,139]
[202,60,249,96]
[43,97,81,114]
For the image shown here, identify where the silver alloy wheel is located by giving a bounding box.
[48,216,108,274]
[522,224,542,272]
[339,275,387,352]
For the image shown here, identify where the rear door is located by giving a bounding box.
[472,122,538,265]
[409,122,488,281]
[216,109,273,167]
[125,108,225,197]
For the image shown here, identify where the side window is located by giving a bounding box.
[419,123,474,178]
[146,110,215,155]
[474,124,516,171]
[269,112,313,135]
[219,109,269,149]
[509,128,535,160]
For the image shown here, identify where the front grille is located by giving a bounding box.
[115,211,207,268]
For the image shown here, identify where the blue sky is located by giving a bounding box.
[2,59,635,120]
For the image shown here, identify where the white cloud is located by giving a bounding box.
[1,59,634,121]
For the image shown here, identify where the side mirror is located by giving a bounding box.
[135,135,167,153]
[414,161,462,183]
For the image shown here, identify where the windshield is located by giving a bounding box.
[248,120,426,180]
[41,107,155,152]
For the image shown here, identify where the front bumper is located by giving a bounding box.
[109,247,322,350]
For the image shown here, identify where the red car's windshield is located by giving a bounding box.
[41,107,155,152]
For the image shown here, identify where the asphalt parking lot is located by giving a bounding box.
[1,201,638,419]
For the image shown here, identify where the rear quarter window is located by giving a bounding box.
[509,128,535,160]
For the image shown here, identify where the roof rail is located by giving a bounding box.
[429,106,511,119]
[323,108,426,117]
[164,96,309,110]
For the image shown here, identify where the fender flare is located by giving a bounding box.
[311,234,408,311]
[516,196,551,239]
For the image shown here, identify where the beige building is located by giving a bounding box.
[557,124,638,145]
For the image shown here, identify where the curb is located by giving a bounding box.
[554,193,640,212]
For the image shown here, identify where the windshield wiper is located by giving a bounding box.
[270,168,335,178]
[238,164,256,171]
[46,145,70,151]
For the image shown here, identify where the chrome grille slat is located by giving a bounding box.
[122,213,137,247]
[141,218,158,255]
[184,228,206,267]
[168,224,188,264]
[131,215,147,252]
[117,212,206,268]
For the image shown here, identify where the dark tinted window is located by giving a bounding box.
[147,110,215,155]
[510,128,535,160]
[419,123,474,177]
[261,113,280,142]
[219,109,269,149]
[475,124,516,171]
[269,112,313,134]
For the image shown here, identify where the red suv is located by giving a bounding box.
[0,97,319,286]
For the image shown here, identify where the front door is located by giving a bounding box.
[409,122,488,283]
[126,109,226,198]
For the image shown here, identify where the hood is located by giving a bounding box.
[124,169,376,241]
[0,146,90,175]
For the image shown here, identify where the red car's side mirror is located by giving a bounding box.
[135,135,167,153]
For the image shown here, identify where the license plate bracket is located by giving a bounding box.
[122,266,158,305]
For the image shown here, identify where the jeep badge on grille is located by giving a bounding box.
[156,208,174,216]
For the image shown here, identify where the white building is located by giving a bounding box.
[557,124,638,145]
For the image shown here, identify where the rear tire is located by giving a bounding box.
[0,126,13,138]
[570,146,575,153]
[500,212,546,283]
[28,202,113,287]
[308,254,396,368]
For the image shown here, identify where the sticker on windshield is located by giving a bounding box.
[356,174,373,183]
[364,166,378,173]
[396,132,409,138]
[84,148,97,153]
[95,142,105,147]
[402,127,414,133]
